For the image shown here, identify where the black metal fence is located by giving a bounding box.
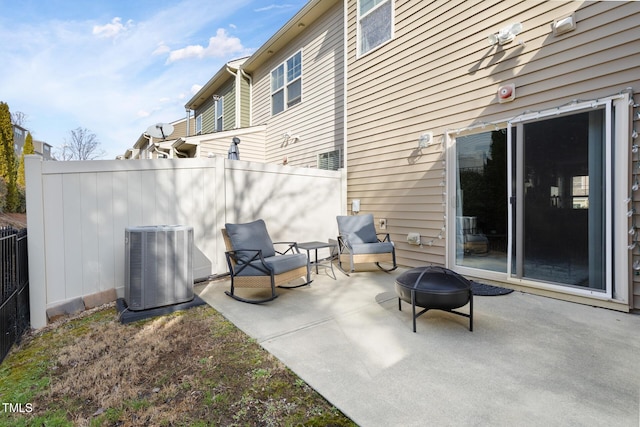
[0,228,29,365]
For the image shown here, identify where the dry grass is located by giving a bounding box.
[0,303,355,426]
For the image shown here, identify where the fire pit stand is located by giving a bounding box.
[395,266,473,333]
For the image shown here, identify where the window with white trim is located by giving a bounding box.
[358,0,393,56]
[195,114,202,135]
[271,51,302,116]
[215,97,223,132]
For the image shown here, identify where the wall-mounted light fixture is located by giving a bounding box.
[212,94,222,101]
[488,22,523,46]
[352,199,361,214]
[418,132,434,149]
[552,14,576,36]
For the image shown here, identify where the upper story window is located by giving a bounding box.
[215,97,223,132]
[358,0,393,56]
[196,114,202,135]
[271,50,302,116]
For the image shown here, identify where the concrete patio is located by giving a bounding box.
[196,265,640,426]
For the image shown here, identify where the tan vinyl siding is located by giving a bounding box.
[197,126,266,163]
[346,0,640,304]
[197,77,235,134]
[195,97,213,135]
[171,117,195,138]
[222,79,236,130]
[240,75,251,128]
[251,2,344,168]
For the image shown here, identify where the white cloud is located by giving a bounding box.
[254,4,294,13]
[190,84,203,95]
[92,17,133,38]
[166,28,248,63]
[153,42,171,56]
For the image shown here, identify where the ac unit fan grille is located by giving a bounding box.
[125,225,194,311]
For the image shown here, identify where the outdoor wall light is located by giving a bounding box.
[352,199,361,214]
[488,22,523,46]
[552,14,576,36]
[418,132,434,149]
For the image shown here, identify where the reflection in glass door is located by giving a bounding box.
[455,131,508,273]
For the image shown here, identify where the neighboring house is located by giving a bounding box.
[32,139,53,160]
[123,0,345,170]
[122,116,196,159]
[11,125,52,160]
[241,0,344,169]
[12,124,27,157]
[186,57,250,135]
[344,0,640,311]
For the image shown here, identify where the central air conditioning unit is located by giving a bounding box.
[125,225,194,311]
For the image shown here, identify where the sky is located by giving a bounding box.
[0,0,307,159]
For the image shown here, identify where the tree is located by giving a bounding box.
[18,131,34,187]
[58,127,105,160]
[10,111,28,128]
[0,102,18,212]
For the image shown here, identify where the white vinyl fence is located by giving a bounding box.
[25,155,345,328]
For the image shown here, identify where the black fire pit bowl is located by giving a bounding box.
[395,266,473,332]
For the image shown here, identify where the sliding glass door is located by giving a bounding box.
[453,104,611,294]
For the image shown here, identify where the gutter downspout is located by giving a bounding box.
[235,69,242,128]
[185,109,190,136]
[342,0,348,215]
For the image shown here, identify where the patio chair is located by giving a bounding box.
[336,214,397,274]
[222,219,310,303]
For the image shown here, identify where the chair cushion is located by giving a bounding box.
[225,219,276,263]
[351,241,394,255]
[236,253,308,276]
[337,214,378,246]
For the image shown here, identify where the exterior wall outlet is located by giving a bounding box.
[379,218,387,229]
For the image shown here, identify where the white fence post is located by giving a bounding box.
[24,155,48,329]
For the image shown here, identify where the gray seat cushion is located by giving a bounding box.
[351,241,394,255]
[226,219,276,263]
[337,214,378,247]
[236,253,308,276]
